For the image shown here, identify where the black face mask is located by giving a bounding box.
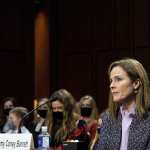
[37,110,48,118]
[80,107,92,117]
[53,112,63,120]
[3,108,12,116]
[97,127,101,134]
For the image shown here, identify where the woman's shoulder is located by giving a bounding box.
[99,111,116,128]
[100,111,112,121]
[87,119,98,128]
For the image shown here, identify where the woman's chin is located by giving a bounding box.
[113,98,122,103]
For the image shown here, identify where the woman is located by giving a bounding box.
[30,98,49,148]
[78,95,99,145]
[0,97,17,132]
[47,89,89,150]
[95,58,150,150]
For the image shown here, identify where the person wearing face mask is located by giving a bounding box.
[77,95,99,149]
[30,98,49,148]
[0,97,17,133]
[47,89,90,150]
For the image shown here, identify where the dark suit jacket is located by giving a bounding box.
[95,111,150,150]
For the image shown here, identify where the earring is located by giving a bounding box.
[134,90,138,94]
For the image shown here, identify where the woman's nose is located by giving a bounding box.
[110,81,115,88]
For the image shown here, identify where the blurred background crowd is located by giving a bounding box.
[0,89,101,149]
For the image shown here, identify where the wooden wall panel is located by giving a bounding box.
[115,0,130,48]
[49,0,150,113]
[59,0,93,53]
[134,0,150,47]
[134,49,150,75]
[94,0,114,50]
[0,1,34,108]
[58,53,95,101]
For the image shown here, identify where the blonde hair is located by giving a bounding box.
[79,95,99,120]
[10,107,28,118]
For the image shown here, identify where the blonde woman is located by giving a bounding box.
[78,95,99,147]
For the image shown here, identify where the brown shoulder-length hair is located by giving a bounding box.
[108,58,150,119]
[79,95,99,120]
[47,89,77,144]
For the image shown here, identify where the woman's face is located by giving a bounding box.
[51,100,64,112]
[4,100,14,109]
[80,99,92,117]
[3,101,14,116]
[37,99,48,118]
[110,66,137,103]
[8,112,21,128]
[81,99,91,108]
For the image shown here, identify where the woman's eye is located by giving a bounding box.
[110,77,122,83]
[115,77,122,81]
[109,79,112,84]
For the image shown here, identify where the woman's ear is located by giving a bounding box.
[133,79,140,90]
